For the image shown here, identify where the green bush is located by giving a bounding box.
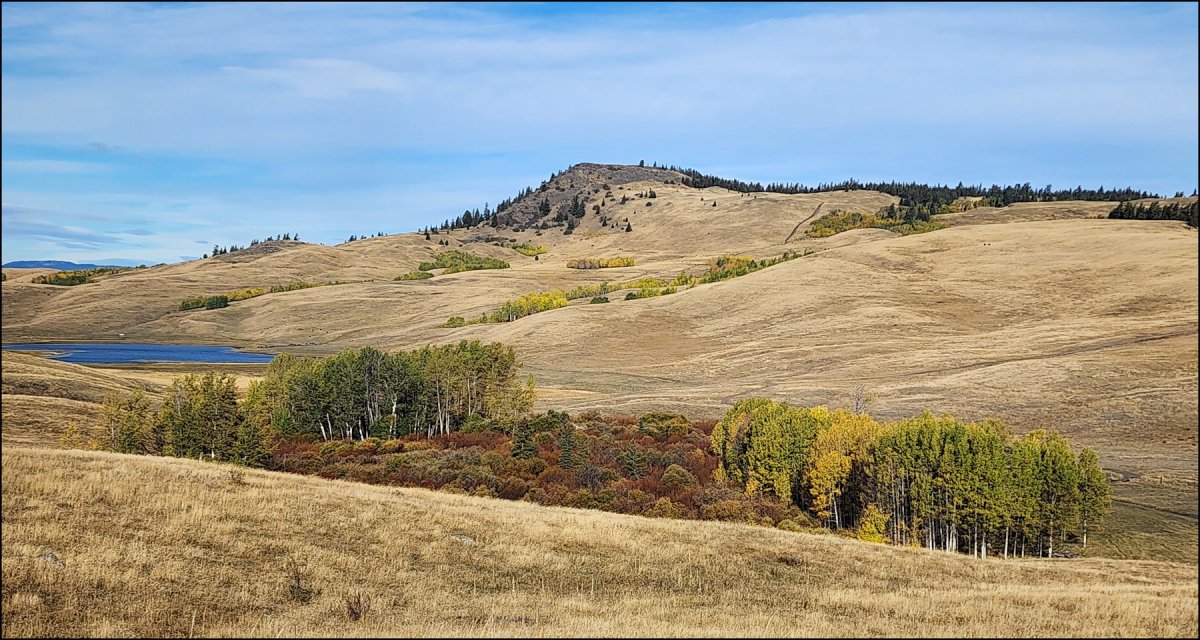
[32,267,130,286]
[180,281,337,312]
[638,413,691,437]
[180,297,207,311]
[510,243,547,256]
[625,292,638,300]
[395,271,433,281]
[419,250,509,274]
[589,296,609,304]
[443,316,466,328]
[807,209,947,238]
[662,464,698,487]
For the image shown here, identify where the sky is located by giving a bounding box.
[2,2,1197,265]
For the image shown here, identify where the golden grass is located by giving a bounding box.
[1,352,155,404]
[3,447,1196,638]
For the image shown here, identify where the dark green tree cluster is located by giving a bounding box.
[667,164,1156,211]
[423,204,501,234]
[1109,200,1198,227]
[89,343,533,465]
[806,209,945,238]
[418,250,510,274]
[248,233,297,247]
[180,295,229,310]
[95,373,267,465]
[345,232,390,243]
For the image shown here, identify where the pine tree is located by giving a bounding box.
[230,419,269,467]
[625,221,632,232]
[512,423,537,459]
[557,422,579,469]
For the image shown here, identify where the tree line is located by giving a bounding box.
[806,209,946,238]
[410,162,1173,236]
[76,342,535,462]
[711,399,1110,558]
[1109,200,1198,227]
[31,266,136,286]
[179,281,334,311]
[73,378,1111,560]
[671,165,1157,209]
[566,257,636,269]
[206,234,300,259]
[418,250,510,274]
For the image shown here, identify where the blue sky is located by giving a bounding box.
[2,2,1197,265]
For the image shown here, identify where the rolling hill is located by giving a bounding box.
[2,164,1197,569]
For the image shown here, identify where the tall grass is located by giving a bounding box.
[2,447,1195,638]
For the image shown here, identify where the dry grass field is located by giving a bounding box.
[3,447,1196,638]
[2,177,1196,570]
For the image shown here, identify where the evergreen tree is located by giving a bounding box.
[102,389,156,455]
[511,422,537,459]
[230,419,269,467]
[557,422,579,469]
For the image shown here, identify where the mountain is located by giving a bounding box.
[2,259,146,270]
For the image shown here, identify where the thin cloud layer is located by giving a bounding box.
[2,2,1196,264]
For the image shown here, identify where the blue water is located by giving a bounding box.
[2,342,275,364]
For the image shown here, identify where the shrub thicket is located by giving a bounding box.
[567,257,636,269]
[419,251,510,274]
[32,267,132,286]
[395,271,434,281]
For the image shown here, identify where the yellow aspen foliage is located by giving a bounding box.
[566,257,635,269]
[712,398,828,499]
[855,503,890,543]
[807,450,851,526]
[58,421,84,449]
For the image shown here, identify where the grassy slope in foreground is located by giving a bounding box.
[3,448,1196,638]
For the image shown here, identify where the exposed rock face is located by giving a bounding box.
[496,163,686,230]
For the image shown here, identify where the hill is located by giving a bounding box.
[0,352,162,449]
[3,447,1195,638]
[2,166,1196,566]
[1,260,145,270]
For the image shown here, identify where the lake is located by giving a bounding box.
[2,342,275,364]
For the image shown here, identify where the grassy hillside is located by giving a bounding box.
[0,352,160,449]
[3,447,1196,638]
[2,171,1195,569]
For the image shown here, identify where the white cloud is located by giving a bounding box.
[1,2,1196,263]
[223,58,410,99]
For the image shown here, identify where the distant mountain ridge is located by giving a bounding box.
[2,260,144,270]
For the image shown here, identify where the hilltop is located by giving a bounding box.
[3,447,1195,638]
